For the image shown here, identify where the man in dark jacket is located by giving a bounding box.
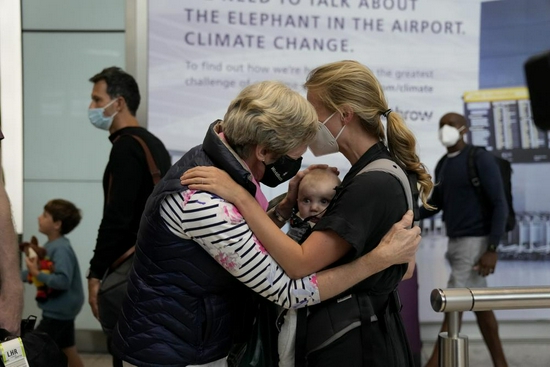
[85,67,171,367]
[421,112,508,367]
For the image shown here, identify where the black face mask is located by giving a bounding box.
[260,155,303,188]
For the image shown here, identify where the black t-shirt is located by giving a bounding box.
[313,142,408,296]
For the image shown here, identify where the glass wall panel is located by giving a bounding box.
[22,0,124,31]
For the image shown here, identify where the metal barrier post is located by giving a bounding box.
[438,311,468,367]
[431,286,550,367]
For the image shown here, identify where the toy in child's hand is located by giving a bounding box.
[19,236,56,302]
[20,235,46,260]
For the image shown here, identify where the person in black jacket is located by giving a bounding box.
[84,67,171,367]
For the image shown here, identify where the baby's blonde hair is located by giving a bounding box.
[299,168,341,196]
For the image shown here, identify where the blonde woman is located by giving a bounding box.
[182,61,432,366]
[112,80,421,367]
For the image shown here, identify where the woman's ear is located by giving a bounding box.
[341,105,354,125]
[255,145,268,163]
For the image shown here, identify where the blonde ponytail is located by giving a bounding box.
[385,112,434,208]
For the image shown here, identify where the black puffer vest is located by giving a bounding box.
[112,122,258,366]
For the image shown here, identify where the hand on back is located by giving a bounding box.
[376,210,421,266]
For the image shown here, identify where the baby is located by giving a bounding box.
[280,167,341,367]
[287,167,342,243]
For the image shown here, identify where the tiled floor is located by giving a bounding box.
[421,341,550,367]
[81,341,550,366]
[80,353,111,367]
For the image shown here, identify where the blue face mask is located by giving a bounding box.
[88,99,118,131]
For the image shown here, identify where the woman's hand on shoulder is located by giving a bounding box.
[180,166,246,203]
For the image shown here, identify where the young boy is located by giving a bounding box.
[21,199,85,367]
[279,167,341,367]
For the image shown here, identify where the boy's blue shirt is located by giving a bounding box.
[21,236,84,320]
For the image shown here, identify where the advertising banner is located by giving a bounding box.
[147,0,550,322]
[148,0,481,173]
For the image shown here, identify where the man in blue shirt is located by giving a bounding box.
[421,113,508,367]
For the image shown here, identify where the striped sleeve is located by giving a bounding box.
[160,189,320,309]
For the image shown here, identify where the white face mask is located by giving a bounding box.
[309,112,346,157]
[438,124,464,148]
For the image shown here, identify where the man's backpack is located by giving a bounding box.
[435,146,516,232]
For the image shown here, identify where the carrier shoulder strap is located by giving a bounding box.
[356,158,416,227]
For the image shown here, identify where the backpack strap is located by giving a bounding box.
[468,146,482,190]
[467,146,491,219]
[434,154,447,184]
[356,158,416,227]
